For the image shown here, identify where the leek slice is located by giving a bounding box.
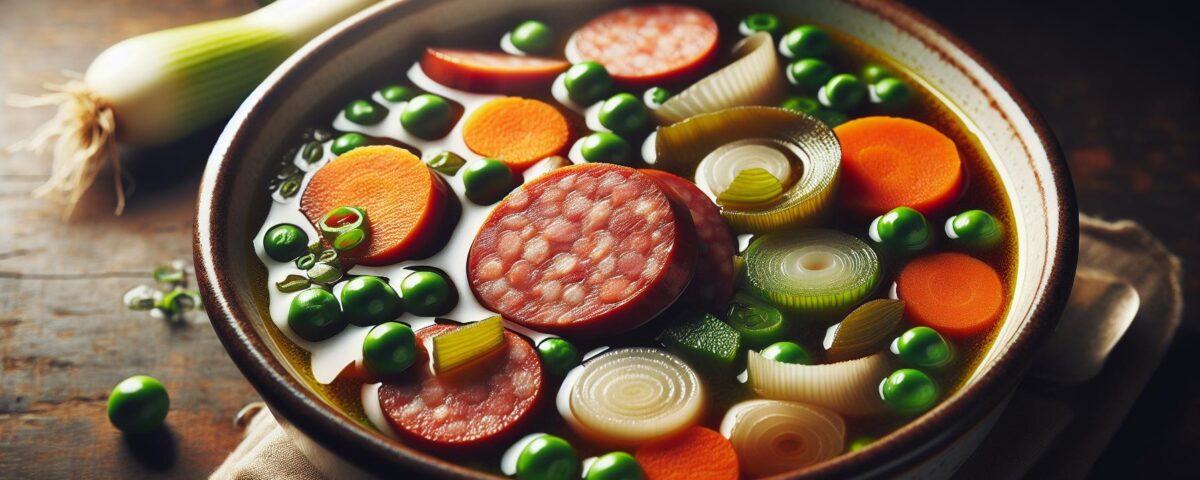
[430,316,504,374]
[747,350,891,415]
[655,32,785,124]
[715,167,784,208]
[720,399,845,477]
[741,230,880,316]
[824,299,906,362]
[568,348,703,445]
[656,107,840,232]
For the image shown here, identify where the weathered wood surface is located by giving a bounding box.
[0,1,261,479]
[0,0,1196,478]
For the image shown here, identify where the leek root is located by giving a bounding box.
[6,0,379,218]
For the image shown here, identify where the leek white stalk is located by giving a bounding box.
[7,0,378,218]
[720,399,846,477]
[567,348,704,445]
[747,350,892,415]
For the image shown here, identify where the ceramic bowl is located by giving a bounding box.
[195,0,1078,477]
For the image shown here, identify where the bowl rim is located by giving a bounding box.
[194,0,1079,478]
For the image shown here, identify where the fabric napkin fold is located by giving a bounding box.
[210,216,1183,480]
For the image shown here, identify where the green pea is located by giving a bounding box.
[761,341,812,365]
[379,85,417,103]
[787,58,834,90]
[861,63,895,84]
[511,20,554,54]
[779,96,822,115]
[263,224,309,262]
[598,93,650,136]
[517,434,580,480]
[849,436,876,452]
[400,270,456,317]
[780,25,832,58]
[580,132,630,165]
[873,77,911,108]
[823,73,867,110]
[288,288,346,341]
[401,94,456,139]
[947,209,1002,248]
[895,326,952,368]
[537,338,581,377]
[644,87,671,108]
[462,158,516,205]
[880,368,938,413]
[107,375,169,434]
[563,61,613,105]
[340,276,403,326]
[739,13,782,37]
[586,452,644,480]
[344,99,387,125]
[427,151,466,175]
[870,206,931,251]
[362,322,418,377]
[331,133,368,156]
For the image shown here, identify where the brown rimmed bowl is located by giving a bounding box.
[195,0,1078,477]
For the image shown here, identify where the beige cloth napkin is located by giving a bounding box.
[210,216,1184,480]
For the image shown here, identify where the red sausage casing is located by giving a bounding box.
[378,324,543,451]
[468,164,698,337]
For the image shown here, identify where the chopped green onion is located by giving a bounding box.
[152,263,185,286]
[294,253,317,270]
[123,285,159,311]
[427,151,467,175]
[332,228,367,252]
[275,274,311,293]
[306,262,342,285]
[319,206,366,241]
[302,141,324,163]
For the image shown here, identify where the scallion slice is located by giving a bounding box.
[741,230,880,316]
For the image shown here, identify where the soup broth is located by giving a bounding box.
[252,3,1017,478]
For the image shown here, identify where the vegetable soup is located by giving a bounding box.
[252,4,1017,478]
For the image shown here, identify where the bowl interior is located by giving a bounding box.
[197,0,1075,477]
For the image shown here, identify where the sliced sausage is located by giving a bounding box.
[378,324,543,450]
[643,169,736,311]
[421,48,569,94]
[565,4,718,85]
[468,164,698,337]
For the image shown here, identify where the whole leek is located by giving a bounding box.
[7,0,378,217]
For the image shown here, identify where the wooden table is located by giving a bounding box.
[0,0,1195,478]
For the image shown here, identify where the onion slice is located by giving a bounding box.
[654,32,785,124]
[720,399,846,477]
[655,107,840,232]
[824,299,906,362]
[741,229,880,317]
[747,350,891,415]
[568,348,704,445]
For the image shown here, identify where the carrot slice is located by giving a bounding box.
[421,48,569,94]
[462,97,570,171]
[635,427,738,480]
[896,252,1004,338]
[834,116,963,217]
[300,146,456,266]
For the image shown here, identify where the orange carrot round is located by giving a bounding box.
[896,252,1003,338]
[300,145,456,266]
[834,116,963,217]
[462,97,569,172]
[635,427,738,480]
